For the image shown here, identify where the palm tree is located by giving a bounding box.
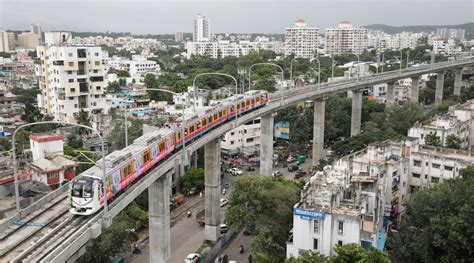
[74,109,92,137]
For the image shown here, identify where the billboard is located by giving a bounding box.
[293,208,325,220]
[274,121,290,140]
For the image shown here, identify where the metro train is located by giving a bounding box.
[69,90,270,215]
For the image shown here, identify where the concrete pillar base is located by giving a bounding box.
[312,98,326,167]
[435,71,445,104]
[204,138,221,242]
[386,82,395,107]
[351,90,362,137]
[454,68,462,96]
[205,225,219,242]
[149,172,171,263]
[410,76,420,103]
[260,113,274,176]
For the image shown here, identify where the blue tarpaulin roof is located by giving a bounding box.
[377,231,387,250]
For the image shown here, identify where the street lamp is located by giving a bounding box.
[396,50,403,75]
[310,58,321,87]
[248,62,285,103]
[12,121,108,220]
[331,55,337,79]
[289,56,301,89]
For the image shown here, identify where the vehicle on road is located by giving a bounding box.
[196,209,205,225]
[246,165,255,171]
[220,197,229,207]
[288,165,299,172]
[272,171,283,179]
[294,170,307,179]
[220,223,229,234]
[287,155,296,163]
[229,168,243,176]
[185,253,201,263]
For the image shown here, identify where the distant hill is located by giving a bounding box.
[365,22,474,39]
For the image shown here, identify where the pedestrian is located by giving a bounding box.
[248,254,253,263]
[199,191,203,198]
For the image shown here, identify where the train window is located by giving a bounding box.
[208,116,213,123]
[223,109,226,115]
[230,105,234,111]
[202,118,207,126]
[143,150,151,163]
[241,101,245,107]
[214,113,218,119]
[256,97,260,102]
[196,122,201,130]
[218,110,222,118]
[83,184,92,198]
[251,98,255,104]
[246,99,251,106]
[159,141,165,152]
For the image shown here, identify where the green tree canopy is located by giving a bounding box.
[388,166,474,262]
[180,168,204,194]
[445,134,461,149]
[424,132,441,146]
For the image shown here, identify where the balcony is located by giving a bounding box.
[79,83,89,93]
[47,177,60,185]
[64,170,76,180]
[77,49,87,58]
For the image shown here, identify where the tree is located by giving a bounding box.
[388,166,474,262]
[285,250,328,263]
[67,134,84,148]
[333,243,366,263]
[384,102,424,135]
[107,81,121,93]
[21,103,43,123]
[107,119,143,151]
[445,134,461,149]
[180,168,204,194]
[362,247,391,263]
[424,132,441,146]
[225,176,300,262]
[74,109,92,137]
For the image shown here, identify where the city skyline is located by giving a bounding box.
[1,0,472,34]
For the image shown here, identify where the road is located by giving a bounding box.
[126,170,236,263]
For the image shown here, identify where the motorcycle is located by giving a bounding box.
[187,210,192,218]
[239,244,244,254]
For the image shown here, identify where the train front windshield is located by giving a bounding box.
[72,178,94,198]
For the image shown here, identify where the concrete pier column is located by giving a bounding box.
[260,113,274,176]
[386,82,395,107]
[312,97,326,167]
[350,90,363,137]
[435,71,445,104]
[204,138,221,241]
[454,68,463,96]
[149,171,171,263]
[410,76,421,103]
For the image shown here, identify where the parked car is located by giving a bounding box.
[229,168,243,176]
[287,156,296,163]
[246,165,255,171]
[220,197,229,207]
[272,171,283,178]
[220,223,229,234]
[288,165,299,172]
[294,170,307,179]
[243,225,252,235]
[185,253,201,263]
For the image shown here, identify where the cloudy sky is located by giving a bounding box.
[1,0,472,34]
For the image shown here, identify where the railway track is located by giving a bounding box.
[0,194,69,262]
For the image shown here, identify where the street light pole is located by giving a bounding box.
[310,58,321,87]
[331,55,337,79]
[398,50,403,75]
[406,50,410,68]
[248,62,285,103]
[12,121,108,220]
[290,56,298,89]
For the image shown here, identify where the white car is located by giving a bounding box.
[229,168,243,176]
[220,197,229,207]
[185,253,201,263]
[220,223,229,234]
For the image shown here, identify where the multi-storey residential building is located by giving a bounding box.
[433,39,460,55]
[408,100,474,150]
[107,56,160,82]
[286,163,389,258]
[0,31,12,52]
[287,137,474,259]
[175,32,184,42]
[17,32,40,50]
[36,45,109,122]
[30,23,42,43]
[194,14,210,41]
[436,28,465,40]
[325,21,368,55]
[0,85,23,132]
[186,39,283,59]
[221,118,261,156]
[284,19,319,59]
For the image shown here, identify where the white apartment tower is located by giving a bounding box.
[285,19,319,59]
[194,14,210,41]
[325,21,368,55]
[36,45,109,123]
[0,31,10,52]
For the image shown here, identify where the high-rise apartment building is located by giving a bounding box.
[18,32,40,49]
[0,31,10,52]
[284,19,319,59]
[36,45,109,122]
[194,14,210,41]
[175,32,184,42]
[325,21,368,55]
[30,23,42,43]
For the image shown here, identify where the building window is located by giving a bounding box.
[413,160,421,167]
[93,70,98,73]
[68,79,74,83]
[230,141,234,145]
[95,52,99,56]
[431,177,440,183]
[313,219,319,233]
[74,104,78,108]
[69,62,74,66]
[444,166,453,171]
[426,162,429,166]
[338,221,344,235]
[313,238,318,250]
[95,61,100,66]
[71,88,75,92]
[432,163,441,169]
[412,173,421,178]
[338,240,343,246]
[67,71,73,74]
[68,53,73,57]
